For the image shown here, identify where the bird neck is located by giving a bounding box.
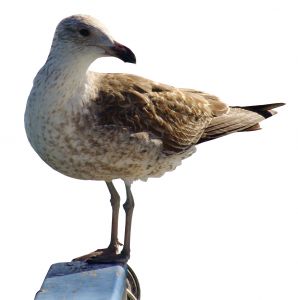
[42,51,91,86]
[30,50,95,114]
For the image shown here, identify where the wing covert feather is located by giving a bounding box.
[89,73,228,153]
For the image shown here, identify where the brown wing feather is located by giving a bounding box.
[199,103,284,143]
[89,73,228,153]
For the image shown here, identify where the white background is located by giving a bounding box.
[1,0,297,299]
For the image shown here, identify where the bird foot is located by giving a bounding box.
[86,251,130,264]
[73,249,129,264]
[72,242,129,264]
[73,249,112,262]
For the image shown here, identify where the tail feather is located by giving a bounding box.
[198,102,285,143]
[233,102,285,118]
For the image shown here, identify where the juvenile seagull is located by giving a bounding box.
[25,15,284,263]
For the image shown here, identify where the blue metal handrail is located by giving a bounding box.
[35,261,139,300]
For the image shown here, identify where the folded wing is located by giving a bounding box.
[90,73,228,153]
[199,103,285,143]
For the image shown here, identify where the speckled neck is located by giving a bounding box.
[41,51,90,88]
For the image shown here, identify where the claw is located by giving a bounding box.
[86,251,130,264]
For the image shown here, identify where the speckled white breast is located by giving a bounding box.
[25,71,196,181]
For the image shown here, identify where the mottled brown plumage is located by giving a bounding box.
[86,73,283,152]
[25,15,284,264]
[88,73,229,153]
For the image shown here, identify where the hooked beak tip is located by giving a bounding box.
[109,41,136,64]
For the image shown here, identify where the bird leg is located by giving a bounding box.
[73,181,135,264]
[73,181,121,262]
[106,181,122,252]
[120,181,135,260]
[79,182,134,263]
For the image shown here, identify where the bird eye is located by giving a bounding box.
[79,28,90,37]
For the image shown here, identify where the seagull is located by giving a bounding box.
[25,15,284,263]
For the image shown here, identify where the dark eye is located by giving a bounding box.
[79,28,90,37]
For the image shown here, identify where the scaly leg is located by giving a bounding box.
[73,181,121,262]
[106,181,122,252]
[83,181,135,263]
[120,181,135,260]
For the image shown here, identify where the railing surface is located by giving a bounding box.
[35,261,127,300]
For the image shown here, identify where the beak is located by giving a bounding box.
[106,41,136,64]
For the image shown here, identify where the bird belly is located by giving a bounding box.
[25,88,197,181]
[26,113,196,181]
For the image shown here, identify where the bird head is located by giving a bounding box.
[51,15,136,64]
